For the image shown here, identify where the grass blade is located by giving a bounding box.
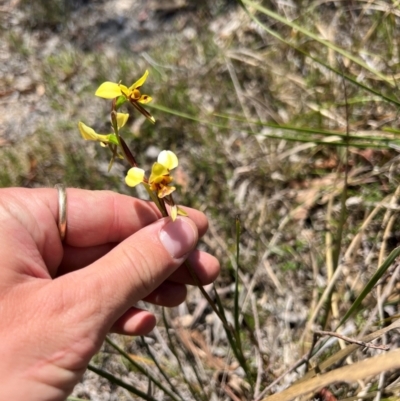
[238,1,400,107]
[87,363,158,401]
[336,245,400,330]
[161,309,205,401]
[151,105,397,149]
[105,337,181,401]
[242,0,394,85]
[213,284,254,388]
[140,336,186,401]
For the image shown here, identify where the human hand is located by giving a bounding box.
[0,188,219,400]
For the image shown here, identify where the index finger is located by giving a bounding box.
[54,189,208,247]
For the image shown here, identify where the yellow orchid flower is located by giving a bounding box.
[148,150,178,197]
[149,162,176,198]
[78,122,117,145]
[78,113,129,144]
[95,70,155,123]
[125,150,178,197]
[125,151,186,221]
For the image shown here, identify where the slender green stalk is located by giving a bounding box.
[214,113,400,141]
[105,337,181,401]
[110,111,130,166]
[140,336,186,401]
[181,261,255,389]
[144,184,169,217]
[213,285,254,388]
[161,309,205,401]
[336,245,400,330]
[87,363,158,401]
[175,337,209,401]
[151,105,395,149]
[183,259,232,330]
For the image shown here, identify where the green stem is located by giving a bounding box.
[161,309,205,401]
[140,336,186,401]
[183,259,228,328]
[110,111,130,164]
[142,184,169,217]
[105,337,181,401]
[87,364,157,401]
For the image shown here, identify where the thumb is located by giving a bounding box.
[64,216,198,330]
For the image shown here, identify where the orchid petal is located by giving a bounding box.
[158,150,178,170]
[79,122,118,144]
[119,84,130,98]
[158,185,176,198]
[129,70,149,91]
[95,82,123,99]
[170,205,178,221]
[131,102,155,123]
[116,112,129,129]
[138,94,152,104]
[149,162,169,184]
[177,207,188,217]
[78,122,98,141]
[125,167,145,187]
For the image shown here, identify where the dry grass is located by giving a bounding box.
[2,0,400,400]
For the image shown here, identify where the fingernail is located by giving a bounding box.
[159,217,197,259]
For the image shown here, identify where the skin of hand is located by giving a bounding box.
[0,188,219,400]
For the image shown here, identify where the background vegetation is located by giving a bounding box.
[2,0,400,399]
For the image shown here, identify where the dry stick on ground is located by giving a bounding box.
[261,349,400,401]
[330,62,351,349]
[299,318,400,385]
[343,198,389,261]
[309,234,320,328]
[269,297,400,398]
[313,330,390,351]
[262,260,284,296]
[258,212,292,293]
[251,293,263,399]
[225,55,258,137]
[221,381,242,401]
[325,191,347,350]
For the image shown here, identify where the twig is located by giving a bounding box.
[314,331,390,351]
